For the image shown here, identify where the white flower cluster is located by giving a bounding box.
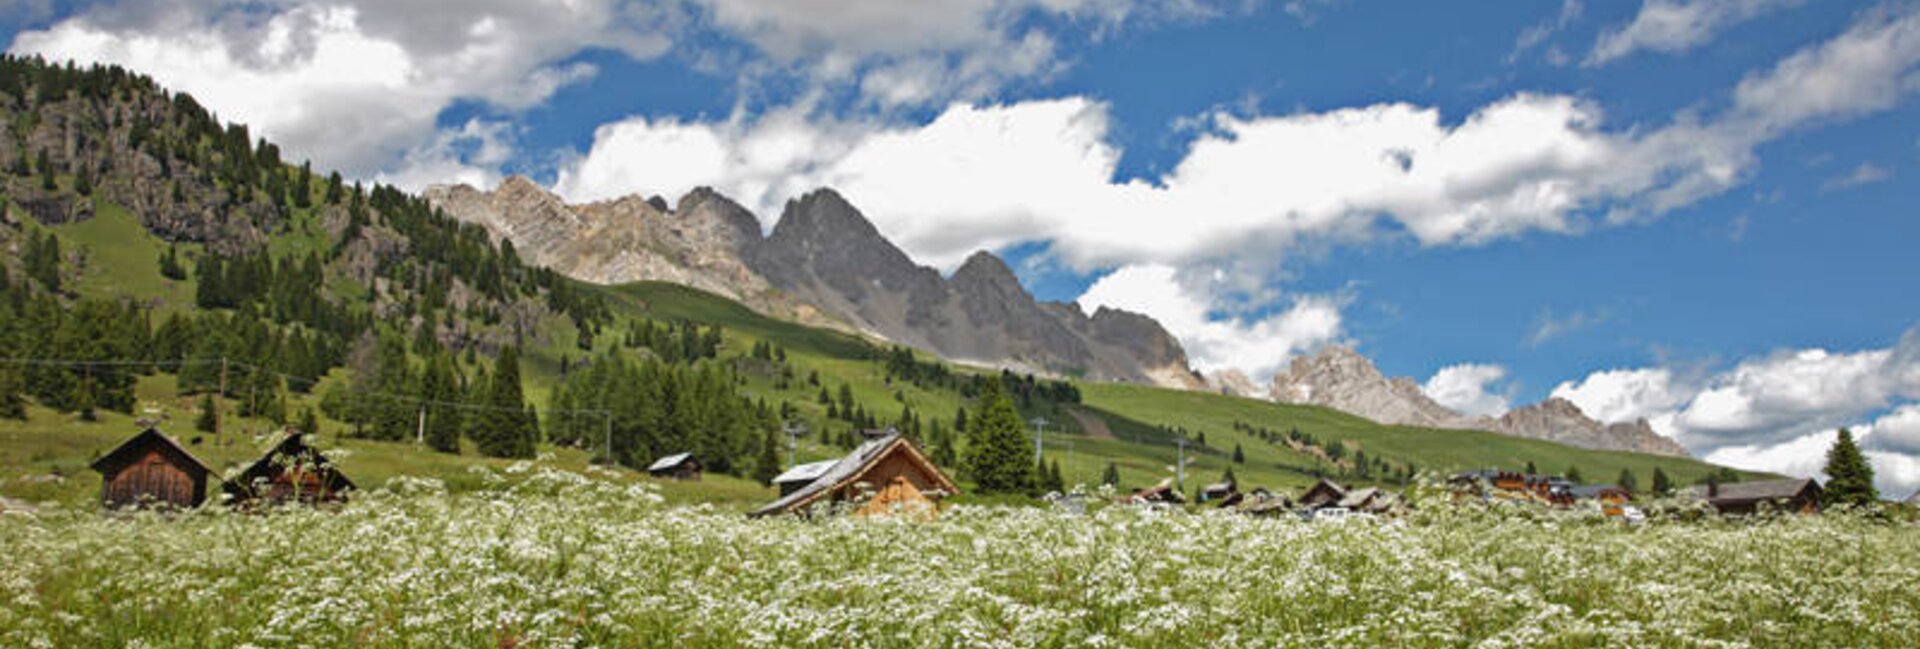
[1,467,1916,647]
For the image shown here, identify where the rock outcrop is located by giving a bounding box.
[1268,346,1691,457]
[426,181,1202,387]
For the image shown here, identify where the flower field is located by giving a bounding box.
[3,466,1918,648]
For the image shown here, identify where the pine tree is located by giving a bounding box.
[1524,460,1538,475]
[195,394,217,433]
[1101,461,1121,487]
[0,366,26,420]
[421,353,462,454]
[963,376,1034,494]
[1566,465,1584,483]
[1651,467,1673,496]
[1617,468,1639,492]
[1232,443,1245,464]
[754,426,781,484]
[475,346,535,458]
[1824,428,1879,507]
[295,407,320,437]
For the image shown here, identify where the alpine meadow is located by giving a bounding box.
[5,2,1920,647]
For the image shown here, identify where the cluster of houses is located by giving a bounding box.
[93,425,1840,520]
[91,427,354,510]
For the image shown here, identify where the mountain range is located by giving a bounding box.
[426,178,1690,457]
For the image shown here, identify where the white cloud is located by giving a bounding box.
[1073,264,1345,381]
[1557,331,1920,496]
[1422,364,1514,418]
[1587,0,1801,66]
[1821,162,1891,191]
[9,1,674,178]
[375,119,516,193]
[1526,308,1605,347]
[1551,367,1691,432]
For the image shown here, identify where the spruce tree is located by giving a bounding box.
[1824,428,1879,507]
[1233,443,1245,464]
[0,367,26,420]
[1617,468,1639,492]
[753,426,781,484]
[1651,467,1673,496]
[475,346,535,458]
[1101,461,1121,487]
[1566,465,1584,483]
[295,407,320,437]
[421,353,462,454]
[963,376,1034,494]
[195,394,217,433]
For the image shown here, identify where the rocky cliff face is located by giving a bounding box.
[1268,346,1690,457]
[1492,398,1689,456]
[426,181,1201,387]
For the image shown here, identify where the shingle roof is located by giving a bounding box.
[1568,484,1623,499]
[647,452,694,472]
[90,428,212,476]
[1336,487,1379,509]
[1682,478,1819,502]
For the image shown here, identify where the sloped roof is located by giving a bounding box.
[647,452,695,472]
[226,433,356,496]
[752,432,958,517]
[1336,487,1379,509]
[1682,478,1820,502]
[772,459,836,484]
[1569,484,1625,499]
[90,428,212,477]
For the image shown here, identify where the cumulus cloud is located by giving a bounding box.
[1422,364,1514,418]
[1587,0,1802,66]
[1552,367,1692,430]
[1821,162,1891,191]
[1074,264,1345,381]
[1556,331,1920,496]
[9,0,676,177]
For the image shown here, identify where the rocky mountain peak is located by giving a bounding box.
[770,188,881,245]
[951,250,1022,291]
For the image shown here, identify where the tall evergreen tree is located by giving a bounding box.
[474,345,535,458]
[1101,461,1121,487]
[1617,468,1639,492]
[1232,443,1245,464]
[420,352,462,453]
[1824,428,1879,507]
[963,376,1034,494]
[1566,465,1585,483]
[0,366,26,420]
[753,426,781,484]
[195,394,217,433]
[1651,467,1673,496]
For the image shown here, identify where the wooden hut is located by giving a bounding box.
[1126,480,1185,505]
[1198,478,1238,503]
[1298,478,1348,509]
[1684,478,1823,514]
[647,453,703,481]
[752,430,958,517]
[91,427,213,510]
[224,433,356,507]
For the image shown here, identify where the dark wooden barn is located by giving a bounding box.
[223,433,356,507]
[91,427,214,510]
[1686,478,1823,515]
[646,452,703,481]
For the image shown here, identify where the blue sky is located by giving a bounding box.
[7,0,1920,494]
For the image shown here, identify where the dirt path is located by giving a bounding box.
[1065,407,1115,440]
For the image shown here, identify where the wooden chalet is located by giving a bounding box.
[224,433,356,507]
[1126,479,1185,505]
[646,452,703,481]
[751,430,958,517]
[1236,489,1292,516]
[1452,469,1574,505]
[1684,478,1823,515]
[1334,486,1396,513]
[1298,478,1348,509]
[1198,478,1238,504]
[91,427,214,510]
[1569,484,1631,504]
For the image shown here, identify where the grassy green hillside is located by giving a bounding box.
[1,211,1763,512]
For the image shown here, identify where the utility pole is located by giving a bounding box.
[415,406,426,447]
[783,421,808,469]
[216,357,228,445]
[1029,416,1049,466]
[1176,435,1188,493]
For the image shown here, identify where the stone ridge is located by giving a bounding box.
[424,178,1202,388]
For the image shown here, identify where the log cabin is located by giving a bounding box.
[751,429,958,517]
[224,433,355,507]
[1298,478,1348,509]
[91,427,214,510]
[1684,478,1823,515]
